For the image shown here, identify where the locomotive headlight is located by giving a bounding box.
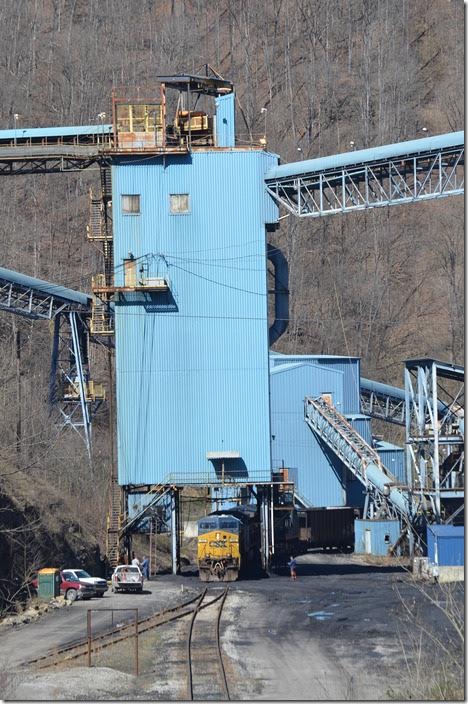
[216,532,220,539]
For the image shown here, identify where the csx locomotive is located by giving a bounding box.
[197,507,260,582]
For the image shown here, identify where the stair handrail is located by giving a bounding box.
[119,478,174,537]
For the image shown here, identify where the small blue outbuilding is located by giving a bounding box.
[427,525,464,566]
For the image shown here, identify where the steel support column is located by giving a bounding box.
[171,488,181,575]
[405,358,464,526]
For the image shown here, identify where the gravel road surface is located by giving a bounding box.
[1,552,461,700]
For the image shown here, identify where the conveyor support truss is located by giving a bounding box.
[304,396,410,520]
[265,131,464,217]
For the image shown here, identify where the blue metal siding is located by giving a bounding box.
[375,441,406,483]
[346,477,365,509]
[427,525,464,566]
[270,362,347,506]
[270,354,360,413]
[346,415,372,445]
[354,519,400,555]
[113,150,278,485]
[215,94,235,147]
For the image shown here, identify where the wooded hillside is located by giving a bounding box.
[0,0,463,608]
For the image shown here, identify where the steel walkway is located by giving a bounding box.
[265,131,464,217]
[304,396,410,519]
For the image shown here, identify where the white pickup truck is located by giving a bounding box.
[111,565,144,593]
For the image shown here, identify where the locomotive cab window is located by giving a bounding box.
[219,521,238,531]
[199,521,216,531]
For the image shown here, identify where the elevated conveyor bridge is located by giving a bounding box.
[0,267,102,459]
[360,377,456,427]
[0,124,112,174]
[0,266,91,319]
[265,131,464,217]
[304,395,411,522]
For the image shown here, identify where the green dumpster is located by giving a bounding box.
[38,568,61,599]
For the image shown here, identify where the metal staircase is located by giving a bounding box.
[88,168,115,335]
[100,165,112,200]
[87,195,106,240]
[119,482,173,539]
[106,478,123,567]
[304,396,411,520]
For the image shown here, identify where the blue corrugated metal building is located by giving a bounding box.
[269,359,366,509]
[354,519,400,555]
[427,525,464,566]
[374,440,406,483]
[270,353,361,414]
[113,95,279,486]
[270,362,346,506]
[346,414,372,445]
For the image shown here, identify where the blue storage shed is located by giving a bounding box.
[427,525,464,566]
[354,519,401,555]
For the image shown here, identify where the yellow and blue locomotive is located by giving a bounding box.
[197,507,260,582]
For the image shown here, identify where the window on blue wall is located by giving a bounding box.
[169,193,190,214]
[121,194,140,214]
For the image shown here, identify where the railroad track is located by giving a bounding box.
[25,590,206,669]
[186,586,230,701]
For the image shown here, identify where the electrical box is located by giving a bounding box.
[37,568,60,599]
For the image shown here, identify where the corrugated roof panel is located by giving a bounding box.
[113,149,279,486]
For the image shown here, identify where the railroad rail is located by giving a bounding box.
[25,586,232,698]
[186,587,230,701]
[25,591,204,669]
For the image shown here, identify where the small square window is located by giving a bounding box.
[121,194,140,214]
[170,194,190,214]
